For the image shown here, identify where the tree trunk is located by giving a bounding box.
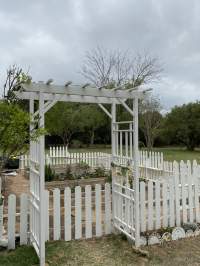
[90,130,95,145]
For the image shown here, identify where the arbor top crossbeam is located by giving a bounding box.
[15,82,147,104]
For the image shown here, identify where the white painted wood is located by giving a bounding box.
[193,160,200,222]
[45,190,49,241]
[180,161,187,223]
[169,179,175,227]
[64,187,71,241]
[105,183,111,234]
[53,188,60,240]
[174,161,180,226]
[162,181,168,227]
[20,83,145,100]
[187,160,194,222]
[8,194,16,250]
[155,181,161,229]
[147,181,153,230]
[20,194,28,245]
[75,186,82,239]
[140,182,146,232]
[95,184,102,237]
[85,185,92,239]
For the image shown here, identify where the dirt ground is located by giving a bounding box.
[2,170,29,198]
[44,235,200,266]
[1,234,200,266]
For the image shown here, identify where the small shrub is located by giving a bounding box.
[65,165,74,180]
[45,164,56,182]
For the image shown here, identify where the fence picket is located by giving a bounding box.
[20,194,28,245]
[187,161,194,223]
[95,184,102,237]
[140,181,146,232]
[174,161,180,226]
[147,181,153,230]
[45,190,49,241]
[162,181,168,227]
[193,161,200,222]
[180,161,187,223]
[8,194,16,250]
[155,181,161,229]
[105,183,111,234]
[53,188,60,240]
[75,186,82,239]
[85,185,92,239]
[64,187,71,241]
[169,179,175,227]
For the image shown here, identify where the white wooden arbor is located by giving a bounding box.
[16,81,148,266]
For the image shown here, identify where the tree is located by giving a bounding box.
[3,65,32,111]
[81,46,162,87]
[80,104,108,145]
[139,95,162,149]
[46,102,83,146]
[0,101,42,171]
[163,102,200,150]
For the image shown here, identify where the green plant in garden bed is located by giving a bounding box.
[45,164,56,182]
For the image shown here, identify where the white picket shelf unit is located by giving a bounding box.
[15,81,148,265]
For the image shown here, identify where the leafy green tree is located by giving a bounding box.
[163,102,200,150]
[46,102,83,146]
[0,101,42,171]
[80,104,108,145]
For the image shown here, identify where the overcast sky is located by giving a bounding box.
[0,0,200,110]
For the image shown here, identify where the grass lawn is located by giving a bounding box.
[68,146,200,163]
[1,235,200,265]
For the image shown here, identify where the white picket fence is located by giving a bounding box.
[139,160,200,232]
[2,183,112,249]
[3,160,200,249]
[19,147,167,172]
[20,151,112,170]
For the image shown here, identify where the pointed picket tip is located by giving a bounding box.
[193,160,198,167]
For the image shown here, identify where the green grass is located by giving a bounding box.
[68,146,200,163]
[0,245,39,266]
[2,235,200,265]
[150,147,200,163]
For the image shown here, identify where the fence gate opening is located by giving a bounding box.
[15,81,147,265]
[111,101,140,246]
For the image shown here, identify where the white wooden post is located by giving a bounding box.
[111,103,116,228]
[39,92,45,266]
[133,97,140,247]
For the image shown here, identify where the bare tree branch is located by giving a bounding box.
[80,47,163,88]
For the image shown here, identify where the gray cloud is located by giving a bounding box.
[0,0,200,109]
